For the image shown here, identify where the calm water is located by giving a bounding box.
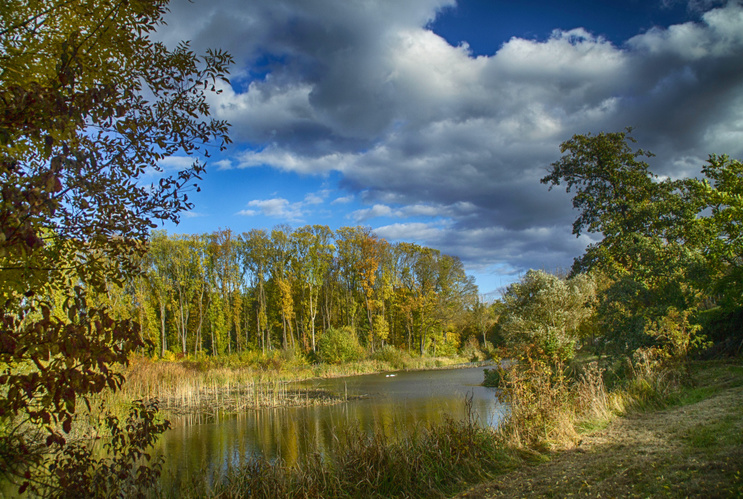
[157,366,505,484]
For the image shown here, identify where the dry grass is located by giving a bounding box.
[107,353,473,418]
[457,359,743,498]
[115,357,346,416]
[163,396,513,499]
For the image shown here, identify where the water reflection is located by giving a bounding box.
[156,366,505,484]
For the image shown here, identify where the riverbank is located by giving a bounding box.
[115,351,487,416]
[456,358,743,498]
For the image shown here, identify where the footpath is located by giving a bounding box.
[456,361,743,498]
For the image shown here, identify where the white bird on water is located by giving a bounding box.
[385,374,396,378]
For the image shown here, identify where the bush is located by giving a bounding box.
[496,355,577,450]
[371,345,407,369]
[317,326,364,365]
[43,400,170,499]
[483,368,507,387]
[461,335,486,361]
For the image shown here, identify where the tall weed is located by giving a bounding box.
[496,355,578,450]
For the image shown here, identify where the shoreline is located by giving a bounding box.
[117,355,494,417]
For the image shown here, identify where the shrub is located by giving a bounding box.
[461,335,486,361]
[317,326,364,365]
[483,368,507,387]
[499,270,596,363]
[496,353,577,450]
[44,400,170,499]
[371,345,407,369]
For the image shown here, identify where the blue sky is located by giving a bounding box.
[153,0,743,295]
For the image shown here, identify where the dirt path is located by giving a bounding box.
[456,367,743,498]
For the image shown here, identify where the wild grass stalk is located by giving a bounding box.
[495,347,691,453]
[164,396,512,499]
[109,352,473,418]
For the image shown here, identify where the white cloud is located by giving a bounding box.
[241,198,305,221]
[374,222,445,242]
[331,195,354,204]
[183,211,207,219]
[158,0,743,289]
[158,155,196,170]
[235,209,257,216]
[351,204,394,222]
[303,192,325,205]
[351,201,478,222]
[214,159,234,170]
[237,190,332,221]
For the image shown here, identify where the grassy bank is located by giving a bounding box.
[26,344,736,499]
[166,398,512,499]
[458,358,743,498]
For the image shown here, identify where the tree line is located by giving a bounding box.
[114,225,481,359]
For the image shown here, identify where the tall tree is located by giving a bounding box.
[145,230,173,357]
[335,226,365,330]
[543,129,706,354]
[472,297,497,346]
[168,234,201,354]
[239,229,273,353]
[688,155,743,310]
[190,234,211,355]
[270,225,295,350]
[291,225,334,352]
[0,0,231,491]
[206,229,241,354]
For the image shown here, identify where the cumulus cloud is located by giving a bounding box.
[214,159,234,170]
[158,0,743,290]
[237,198,305,221]
[237,189,333,221]
[157,155,197,171]
[350,201,477,223]
[331,195,354,204]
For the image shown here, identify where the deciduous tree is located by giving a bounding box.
[0,0,231,491]
[499,270,595,362]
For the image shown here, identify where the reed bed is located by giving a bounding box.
[116,358,353,416]
[111,353,471,417]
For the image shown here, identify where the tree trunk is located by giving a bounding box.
[160,301,167,357]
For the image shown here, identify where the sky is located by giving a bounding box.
[152,0,743,296]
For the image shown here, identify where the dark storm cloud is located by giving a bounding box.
[157,0,743,290]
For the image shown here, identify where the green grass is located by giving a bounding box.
[575,418,611,434]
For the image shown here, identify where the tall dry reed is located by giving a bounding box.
[165,396,511,499]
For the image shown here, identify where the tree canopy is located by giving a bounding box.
[119,226,480,359]
[499,270,596,362]
[543,130,742,355]
[0,0,231,492]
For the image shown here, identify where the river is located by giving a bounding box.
[156,365,505,485]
